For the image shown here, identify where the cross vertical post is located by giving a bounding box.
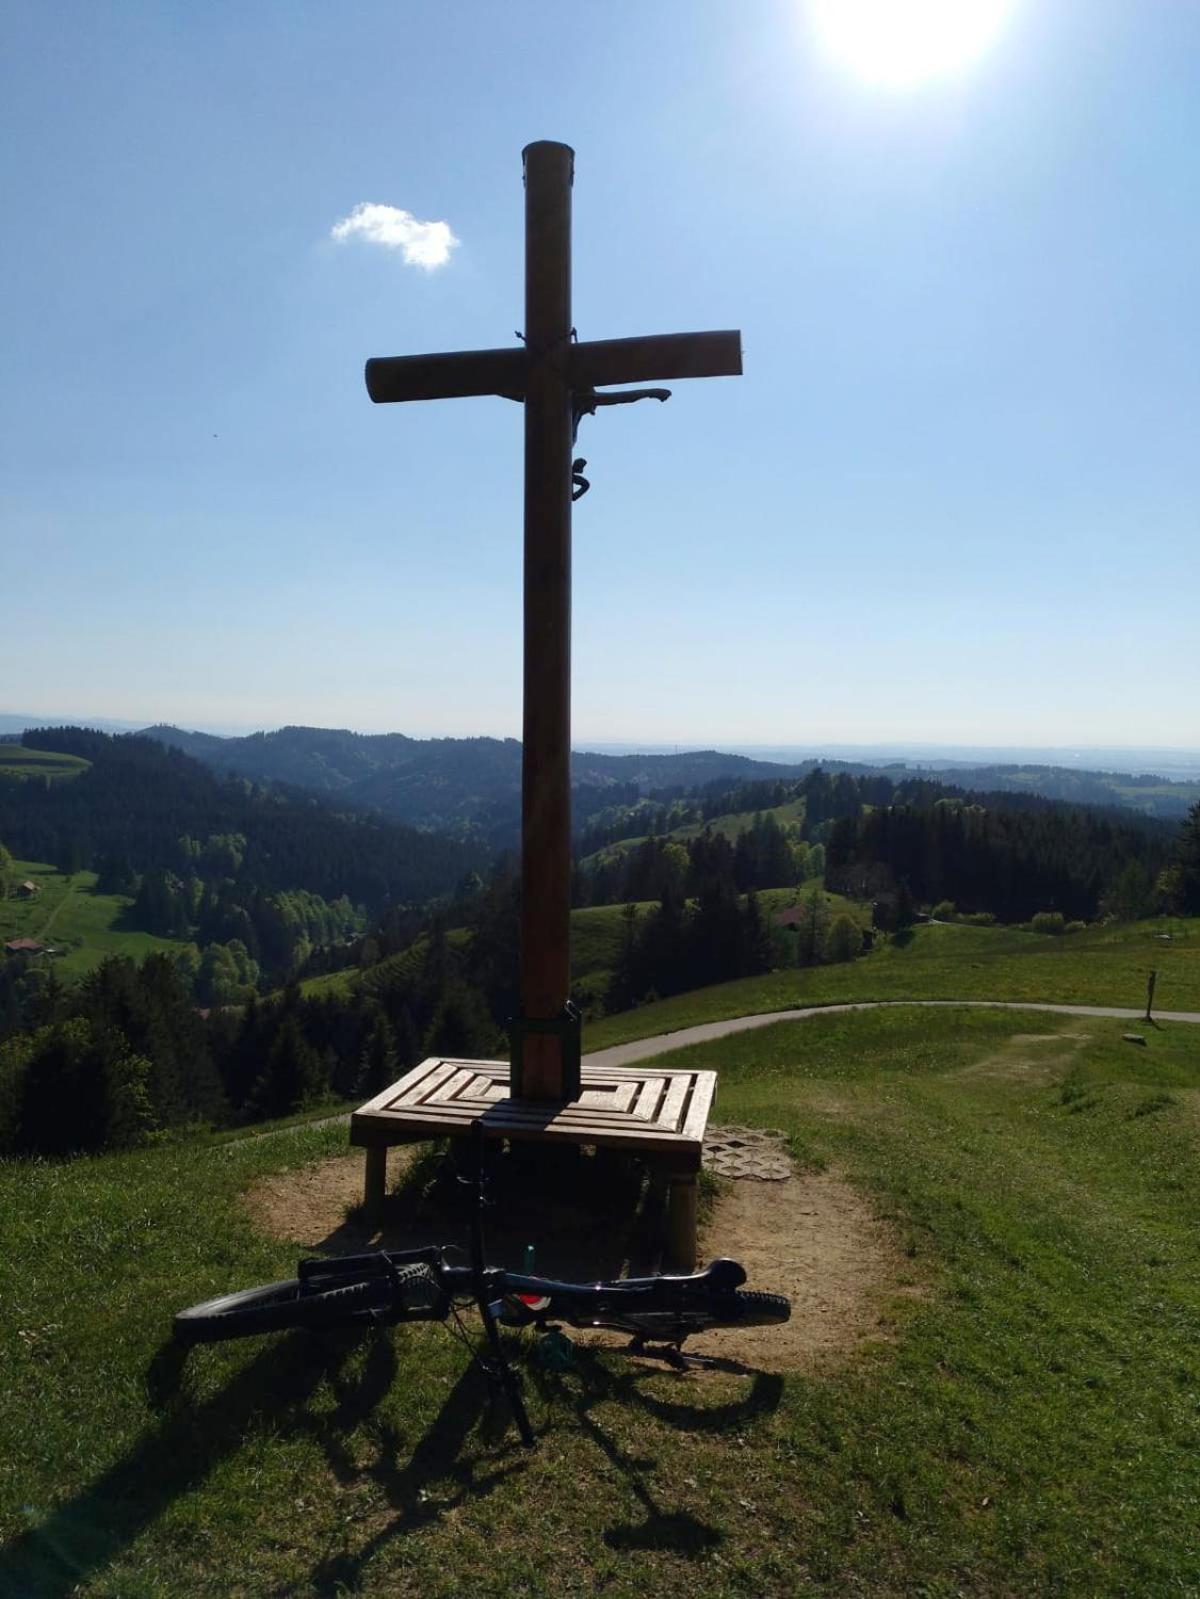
[519,141,576,1099]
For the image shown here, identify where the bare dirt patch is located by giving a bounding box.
[244,1150,918,1373]
[244,1148,416,1247]
[685,1167,920,1372]
[955,1030,1089,1085]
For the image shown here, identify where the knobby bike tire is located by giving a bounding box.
[726,1289,791,1326]
[174,1275,391,1345]
[601,1288,791,1340]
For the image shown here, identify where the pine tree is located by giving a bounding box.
[248,1014,325,1119]
[826,913,863,964]
[356,1008,398,1098]
[795,885,831,966]
[1179,802,1200,914]
[104,1050,157,1147]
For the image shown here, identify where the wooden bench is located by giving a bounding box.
[350,1056,717,1269]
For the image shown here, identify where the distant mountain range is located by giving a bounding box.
[123,724,1200,835]
[133,725,805,839]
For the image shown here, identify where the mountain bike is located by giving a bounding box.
[174,1126,791,1446]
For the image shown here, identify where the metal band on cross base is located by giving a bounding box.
[508,1002,582,1102]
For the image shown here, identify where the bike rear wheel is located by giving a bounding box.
[174,1275,392,1344]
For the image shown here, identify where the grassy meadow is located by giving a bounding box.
[4,1004,1200,1594]
[0,860,187,980]
[0,746,90,784]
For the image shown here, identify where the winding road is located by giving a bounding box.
[584,999,1200,1071]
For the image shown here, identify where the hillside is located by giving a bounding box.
[2,729,487,912]
[299,885,864,1005]
[0,732,490,1019]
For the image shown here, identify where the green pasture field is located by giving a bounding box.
[0,745,90,783]
[5,1004,1200,1595]
[585,917,1200,1050]
[0,860,187,980]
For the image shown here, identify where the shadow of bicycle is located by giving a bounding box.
[4,1328,398,1597]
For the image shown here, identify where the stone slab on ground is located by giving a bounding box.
[703,1124,793,1181]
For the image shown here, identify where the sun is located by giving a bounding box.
[809,0,1017,87]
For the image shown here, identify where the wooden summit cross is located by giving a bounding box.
[351,142,739,1264]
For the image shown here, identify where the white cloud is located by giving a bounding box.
[330,202,459,270]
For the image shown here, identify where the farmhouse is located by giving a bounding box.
[4,938,46,955]
[19,880,40,897]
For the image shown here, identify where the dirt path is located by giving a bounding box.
[243,1150,919,1373]
[36,872,79,942]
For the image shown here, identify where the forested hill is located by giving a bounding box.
[138,724,807,839]
[900,763,1200,819]
[2,729,487,910]
[576,767,1182,925]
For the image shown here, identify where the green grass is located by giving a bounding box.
[584,917,1200,1050]
[5,1005,1200,1594]
[0,860,188,980]
[0,746,90,783]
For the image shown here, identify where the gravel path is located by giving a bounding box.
[584,998,1200,1071]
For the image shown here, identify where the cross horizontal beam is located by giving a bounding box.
[364,329,742,405]
[572,331,742,388]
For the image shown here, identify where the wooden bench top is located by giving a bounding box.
[350,1056,716,1168]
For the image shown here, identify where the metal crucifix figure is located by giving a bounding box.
[365,141,741,1102]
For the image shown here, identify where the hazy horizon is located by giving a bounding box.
[4,709,1199,780]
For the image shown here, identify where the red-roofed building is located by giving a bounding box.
[4,938,46,955]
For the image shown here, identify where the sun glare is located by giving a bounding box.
[810,0,1016,87]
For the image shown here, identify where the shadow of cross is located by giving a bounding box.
[364,140,741,1104]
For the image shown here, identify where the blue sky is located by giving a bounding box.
[2,1,1197,748]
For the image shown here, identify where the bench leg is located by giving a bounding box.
[666,1172,698,1272]
[363,1145,387,1228]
